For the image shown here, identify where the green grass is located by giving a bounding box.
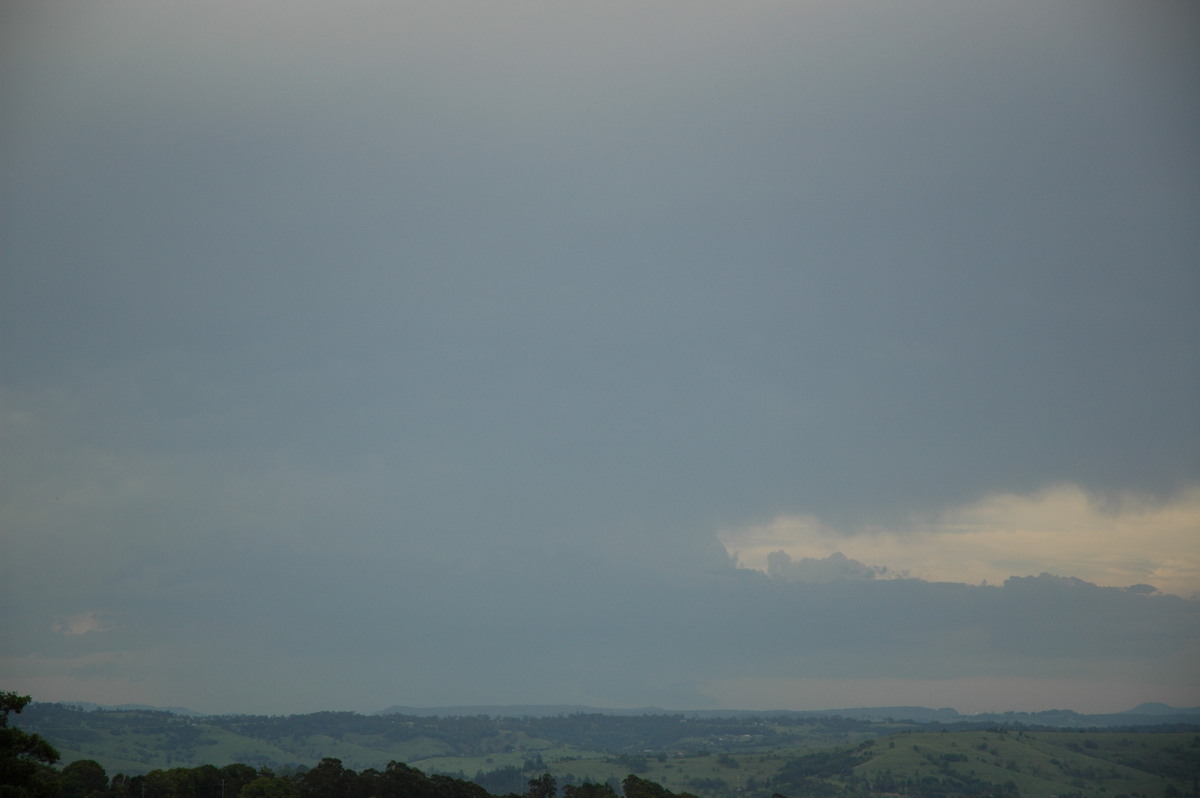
[850,730,1195,798]
[22,707,1199,798]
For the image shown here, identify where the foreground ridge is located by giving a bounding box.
[7,695,1200,798]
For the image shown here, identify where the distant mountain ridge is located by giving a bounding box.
[1123,701,1200,715]
[54,699,1200,725]
[54,701,206,716]
[372,702,1200,724]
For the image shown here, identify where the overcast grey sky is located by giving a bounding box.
[2,1,1198,716]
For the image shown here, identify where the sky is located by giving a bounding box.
[1,1,1198,717]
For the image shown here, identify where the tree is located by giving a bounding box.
[620,776,696,798]
[371,761,437,798]
[528,773,557,798]
[219,764,259,798]
[297,758,353,798]
[60,760,108,798]
[562,782,617,798]
[239,776,299,798]
[0,692,61,797]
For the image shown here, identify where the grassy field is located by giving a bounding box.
[850,730,1196,798]
[424,731,1199,798]
[17,704,1198,798]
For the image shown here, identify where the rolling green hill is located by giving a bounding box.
[13,703,1199,798]
[846,730,1199,798]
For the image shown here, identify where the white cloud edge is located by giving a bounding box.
[718,483,1200,598]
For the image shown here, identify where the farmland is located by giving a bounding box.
[13,703,1200,798]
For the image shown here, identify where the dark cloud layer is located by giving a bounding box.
[2,1,1197,714]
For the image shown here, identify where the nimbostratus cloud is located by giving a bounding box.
[1,1,1197,714]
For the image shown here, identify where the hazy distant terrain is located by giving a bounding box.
[13,702,1200,798]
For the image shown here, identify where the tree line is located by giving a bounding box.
[2,693,704,798]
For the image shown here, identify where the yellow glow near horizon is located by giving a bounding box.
[718,484,1200,598]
